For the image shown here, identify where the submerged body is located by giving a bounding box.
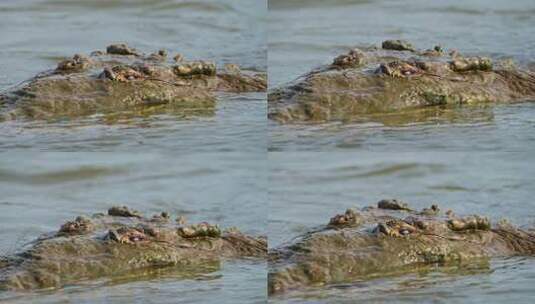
[0,206,267,290]
[269,40,535,123]
[0,44,266,120]
[268,199,535,294]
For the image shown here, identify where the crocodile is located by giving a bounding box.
[0,43,266,120]
[0,206,267,290]
[268,199,535,295]
[268,39,535,123]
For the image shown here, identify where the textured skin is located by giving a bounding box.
[0,44,266,120]
[268,41,535,123]
[0,207,267,290]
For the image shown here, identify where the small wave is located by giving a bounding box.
[269,0,373,11]
[437,6,486,15]
[0,166,127,185]
[38,0,172,10]
[407,5,535,18]
[311,163,446,184]
[493,8,535,17]
[428,184,471,192]
[152,1,236,13]
[354,163,443,178]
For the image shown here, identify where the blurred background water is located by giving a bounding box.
[269,0,535,151]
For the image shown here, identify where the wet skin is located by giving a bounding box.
[0,206,267,290]
[268,40,535,123]
[268,199,535,295]
[0,44,267,120]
